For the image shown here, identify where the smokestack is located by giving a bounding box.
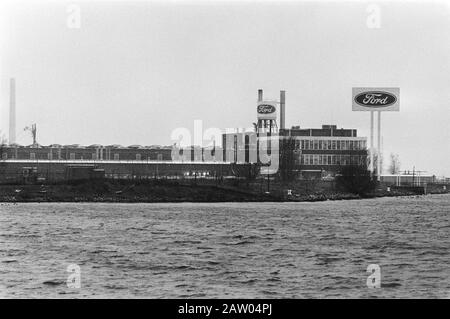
[258,89,263,102]
[280,90,285,130]
[9,78,16,145]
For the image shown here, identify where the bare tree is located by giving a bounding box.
[389,153,401,174]
[336,163,376,196]
[368,152,383,175]
[0,130,7,184]
[335,148,375,196]
[0,129,7,159]
[279,136,297,182]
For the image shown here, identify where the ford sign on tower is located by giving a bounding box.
[352,88,400,111]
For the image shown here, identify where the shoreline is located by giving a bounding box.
[0,184,447,204]
[0,179,448,204]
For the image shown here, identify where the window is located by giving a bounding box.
[304,140,309,150]
[332,141,336,150]
[301,140,305,150]
[319,140,323,150]
[2,153,7,160]
[136,154,141,161]
[70,153,75,160]
[313,155,319,165]
[30,153,36,160]
[349,141,354,150]
[114,153,119,160]
[314,140,319,150]
[157,153,163,161]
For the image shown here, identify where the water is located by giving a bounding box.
[0,194,449,298]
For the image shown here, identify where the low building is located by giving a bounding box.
[0,144,172,161]
[380,174,436,186]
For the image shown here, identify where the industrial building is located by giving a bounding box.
[0,80,368,183]
[0,144,232,183]
[222,90,368,178]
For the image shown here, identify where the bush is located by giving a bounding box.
[335,165,376,196]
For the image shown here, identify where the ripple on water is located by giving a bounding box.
[0,194,449,298]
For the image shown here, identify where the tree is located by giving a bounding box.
[389,153,401,174]
[0,129,7,160]
[335,147,375,196]
[335,164,376,196]
[367,151,383,175]
[0,130,7,184]
[231,163,260,181]
[279,137,297,182]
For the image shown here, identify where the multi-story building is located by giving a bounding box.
[280,125,368,178]
[222,125,368,179]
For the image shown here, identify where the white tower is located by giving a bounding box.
[9,78,16,145]
[256,89,278,135]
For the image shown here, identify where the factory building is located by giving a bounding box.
[280,125,367,178]
[1,144,172,161]
[221,89,368,179]
[0,80,368,182]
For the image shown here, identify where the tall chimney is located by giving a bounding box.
[258,89,263,102]
[9,78,16,145]
[280,90,285,130]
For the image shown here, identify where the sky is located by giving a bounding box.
[0,0,449,176]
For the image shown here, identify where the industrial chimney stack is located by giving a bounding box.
[280,90,285,130]
[258,89,263,102]
[9,78,16,145]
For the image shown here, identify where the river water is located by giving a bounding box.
[0,194,449,298]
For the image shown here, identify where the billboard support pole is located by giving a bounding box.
[352,88,399,179]
[377,111,381,181]
[370,111,374,175]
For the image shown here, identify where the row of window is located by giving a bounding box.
[296,139,366,151]
[300,154,366,166]
[2,153,165,161]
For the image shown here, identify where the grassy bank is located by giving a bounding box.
[0,179,279,203]
[0,179,447,203]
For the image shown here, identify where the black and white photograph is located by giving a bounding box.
[0,0,449,306]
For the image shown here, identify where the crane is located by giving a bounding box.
[24,124,37,146]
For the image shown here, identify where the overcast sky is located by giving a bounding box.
[1,0,449,176]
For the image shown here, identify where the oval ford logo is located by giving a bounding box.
[355,91,397,107]
[257,104,276,114]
